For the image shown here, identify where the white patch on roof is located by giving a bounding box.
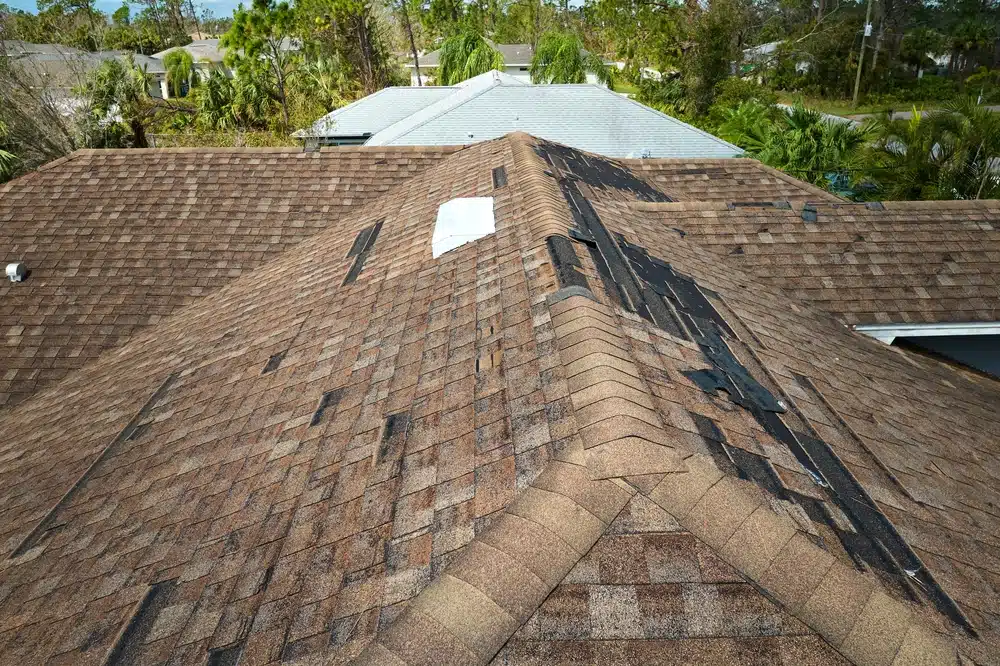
[432,197,495,259]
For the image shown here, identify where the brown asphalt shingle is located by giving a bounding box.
[599,199,1000,325]
[0,133,996,666]
[0,145,459,409]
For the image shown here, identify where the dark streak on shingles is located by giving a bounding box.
[10,372,178,559]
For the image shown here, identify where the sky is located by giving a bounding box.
[5,0,244,19]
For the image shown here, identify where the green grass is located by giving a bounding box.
[614,80,639,94]
[775,92,943,117]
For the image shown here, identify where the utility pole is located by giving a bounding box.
[852,0,874,106]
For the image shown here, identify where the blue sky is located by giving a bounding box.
[6,0,243,19]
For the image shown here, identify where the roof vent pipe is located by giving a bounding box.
[6,263,26,283]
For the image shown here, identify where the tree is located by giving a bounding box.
[78,55,159,147]
[683,0,750,114]
[0,120,17,182]
[867,98,1000,199]
[530,30,612,84]
[164,49,194,97]
[437,29,504,84]
[719,102,872,188]
[585,0,685,79]
[221,0,299,130]
[295,0,399,95]
[195,66,273,130]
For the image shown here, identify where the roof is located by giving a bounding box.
[0,133,998,666]
[4,50,166,91]
[153,39,226,63]
[297,87,458,139]
[0,40,86,57]
[0,145,459,408]
[303,70,742,159]
[600,199,1000,325]
[408,42,536,68]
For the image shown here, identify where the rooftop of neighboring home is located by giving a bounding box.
[0,132,998,666]
[1,40,167,90]
[298,70,743,159]
[153,38,226,64]
[407,42,538,69]
[152,37,299,65]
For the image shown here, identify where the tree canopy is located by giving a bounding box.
[437,29,504,84]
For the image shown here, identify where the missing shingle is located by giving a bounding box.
[207,642,245,666]
[546,235,590,291]
[864,201,885,211]
[377,413,410,470]
[801,204,818,223]
[105,579,178,666]
[262,351,286,374]
[727,201,775,210]
[492,166,508,189]
[343,220,384,285]
[309,389,343,427]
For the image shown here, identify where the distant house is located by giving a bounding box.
[1,40,167,100]
[405,42,611,87]
[297,69,741,158]
[152,38,299,98]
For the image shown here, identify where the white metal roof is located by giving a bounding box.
[296,86,457,139]
[298,70,741,158]
[370,74,741,159]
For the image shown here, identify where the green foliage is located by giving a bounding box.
[194,66,273,131]
[77,54,158,147]
[0,120,17,182]
[718,101,872,189]
[164,49,194,97]
[866,98,1000,199]
[437,30,505,84]
[426,0,463,37]
[683,0,751,115]
[530,30,612,84]
[584,0,684,79]
[222,0,299,129]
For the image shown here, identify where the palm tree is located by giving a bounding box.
[0,120,16,182]
[930,97,1000,199]
[163,49,195,98]
[194,67,272,131]
[867,98,1000,200]
[719,102,871,189]
[530,31,612,85]
[79,55,157,148]
[437,30,505,85]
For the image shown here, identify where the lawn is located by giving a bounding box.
[775,92,943,118]
[614,80,639,95]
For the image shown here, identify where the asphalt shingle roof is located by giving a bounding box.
[0,133,997,666]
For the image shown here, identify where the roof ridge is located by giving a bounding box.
[643,454,961,666]
[504,133,576,244]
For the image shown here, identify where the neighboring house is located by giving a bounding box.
[406,41,610,86]
[153,39,228,98]
[1,40,168,99]
[152,37,299,98]
[1,131,999,665]
[297,69,742,158]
